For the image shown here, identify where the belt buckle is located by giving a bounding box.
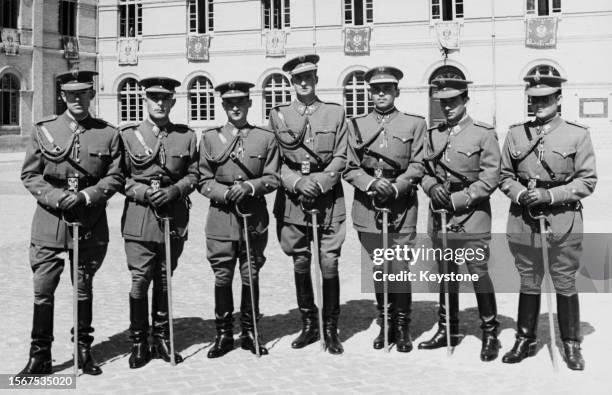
[67,176,79,192]
[301,160,311,175]
[528,178,537,190]
[374,168,383,178]
[150,178,161,192]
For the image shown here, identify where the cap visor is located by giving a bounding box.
[61,83,93,91]
[432,89,464,99]
[526,87,560,96]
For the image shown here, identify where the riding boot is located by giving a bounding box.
[394,292,412,352]
[129,295,151,369]
[240,283,268,355]
[74,299,102,375]
[207,286,234,358]
[418,284,459,349]
[502,293,540,363]
[372,292,394,350]
[557,294,585,370]
[322,277,343,355]
[291,272,320,349]
[151,288,183,364]
[475,275,500,362]
[19,304,54,375]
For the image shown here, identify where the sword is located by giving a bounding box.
[236,202,262,358]
[65,176,80,376]
[373,197,391,353]
[432,203,453,357]
[528,178,559,371]
[151,178,177,366]
[303,205,325,351]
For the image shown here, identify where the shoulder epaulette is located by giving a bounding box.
[319,100,342,107]
[473,120,494,130]
[566,120,589,129]
[118,122,140,132]
[427,123,445,132]
[172,123,193,133]
[402,112,425,119]
[272,103,291,111]
[35,114,58,125]
[202,126,222,134]
[252,125,274,133]
[93,118,117,129]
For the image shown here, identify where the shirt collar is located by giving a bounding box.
[535,115,562,134]
[449,113,471,135]
[64,110,89,131]
[293,97,320,116]
[146,117,170,137]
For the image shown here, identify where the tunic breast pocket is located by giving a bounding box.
[315,130,336,154]
[548,146,576,174]
[391,135,413,159]
[452,145,481,172]
[166,148,189,173]
[87,145,111,176]
[247,153,266,176]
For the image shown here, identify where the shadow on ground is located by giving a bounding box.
[52,299,595,371]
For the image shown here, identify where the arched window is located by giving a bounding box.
[263,73,292,120]
[343,71,372,118]
[0,74,20,126]
[526,64,562,116]
[189,76,215,121]
[428,65,466,126]
[118,78,143,123]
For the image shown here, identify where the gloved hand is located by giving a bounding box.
[524,188,551,207]
[295,177,321,199]
[148,186,180,208]
[430,184,451,210]
[226,182,252,203]
[58,191,86,210]
[369,178,395,201]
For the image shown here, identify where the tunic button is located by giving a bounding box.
[237,175,243,179]
[305,155,310,159]
[329,172,335,176]
[535,175,540,179]
[37,191,42,195]
[98,153,102,158]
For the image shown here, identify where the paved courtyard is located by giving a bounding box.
[1,133,611,395]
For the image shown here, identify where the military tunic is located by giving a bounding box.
[269,98,348,277]
[120,118,199,297]
[198,123,280,286]
[500,116,597,294]
[21,111,124,304]
[343,109,425,291]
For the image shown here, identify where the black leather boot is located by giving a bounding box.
[19,304,54,375]
[372,292,394,350]
[207,286,234,359]
[151,289,183,364]
[128,296,151,369]
[240,284,268,355]
[394,292,412,353]
[418,285,460,349]
[475,275,500,362]
[502,293,540,364]
[291,272,320,349]
[322,277,343,355]
[75,299,102,375]
[557,294,584,370]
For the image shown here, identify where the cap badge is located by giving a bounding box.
[534,70,541,83]
[299,55,305,62]
[229,82,235,89]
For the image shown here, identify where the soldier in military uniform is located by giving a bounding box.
[268,54,348,355]
[119,77,199,368]
[199,81,280,358]
[500,73,596,370]
[418,77,502,361]
[19,70,124,375]
[343,66,425,352]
